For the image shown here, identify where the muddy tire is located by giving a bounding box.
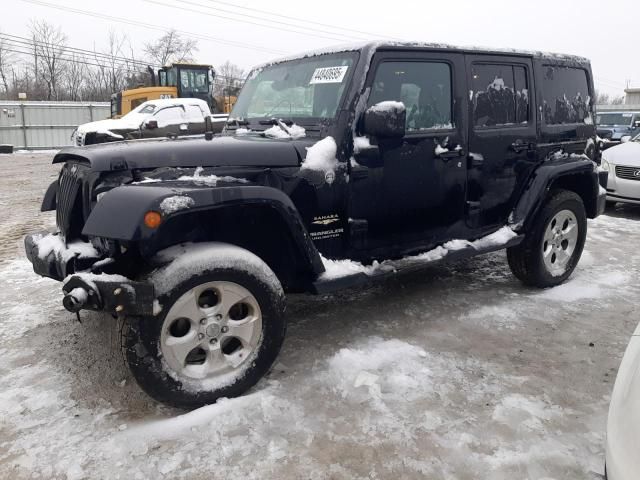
[122,243,286,409]
[507,189,587,288]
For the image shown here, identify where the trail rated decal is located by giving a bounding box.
[309,66,349,84]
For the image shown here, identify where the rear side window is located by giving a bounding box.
[471,63,529,128]
[185,105,205,122]
[542,66,591,125]
[368,61,453,131]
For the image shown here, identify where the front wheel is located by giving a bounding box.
[122,243,286,409]
[507,190,587,288]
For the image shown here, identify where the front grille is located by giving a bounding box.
[615,165,640,181]
[56,163,83,236]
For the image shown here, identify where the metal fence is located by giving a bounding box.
[0,101,110,150]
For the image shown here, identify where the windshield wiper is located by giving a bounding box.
[227,118,250,127]
[258,118,295,137]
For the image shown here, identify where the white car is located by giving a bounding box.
[601,135,640,206]
[606,321,640,479]
[72,98,226,146]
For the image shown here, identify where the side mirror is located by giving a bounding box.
[634,120,640,128]
[621,135,631,143]
[144,119,158,130]
[362,101,406,138]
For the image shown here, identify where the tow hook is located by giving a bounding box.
[63,287,89,313]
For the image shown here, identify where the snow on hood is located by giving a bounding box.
[602,140,640,167]
[301,136,338,173]
[75,116,145,136]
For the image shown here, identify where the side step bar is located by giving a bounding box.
[312,234,524,295]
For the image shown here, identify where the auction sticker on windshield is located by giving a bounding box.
[309,66,349,84]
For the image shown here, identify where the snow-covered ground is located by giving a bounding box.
[1,152,639,479]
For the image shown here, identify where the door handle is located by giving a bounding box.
[510,141,536,153]
[437,149,465,161]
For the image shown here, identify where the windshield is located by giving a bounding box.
[596,113,634,126]
[231,52,358,123]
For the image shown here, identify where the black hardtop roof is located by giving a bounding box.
[254,41,590,71]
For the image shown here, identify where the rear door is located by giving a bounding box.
[465,55,538,230]
[348,50,468,254]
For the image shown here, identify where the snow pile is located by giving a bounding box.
[159,195,195,215]
[367,100,405,114]
[353,136,371,154]
[177,166,249,186]
[320,226,517,280]
[492,394,565,432]
[538,269,629,303]
[235,128,252,136]
[322,338,431,403]
[263,125,290,139]
[301,136,338,173]
[34,233,99,262]
[263,123,306,139]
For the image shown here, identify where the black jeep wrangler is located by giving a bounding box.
[25,42,607,408]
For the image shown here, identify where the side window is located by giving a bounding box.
[154,106,186,127]
[542,66,590,125]
[185,105,205,122]
[368,61,453,131]
[471,63,529,128]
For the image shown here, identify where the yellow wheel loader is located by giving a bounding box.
[110,63,237,118]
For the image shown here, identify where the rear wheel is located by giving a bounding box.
[507,190,587,288]
[122,244,286,409]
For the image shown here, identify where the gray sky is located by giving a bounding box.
[3,0,637,96]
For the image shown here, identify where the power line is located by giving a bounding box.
[200,0,396,40]
[150,0,369,42]
[3,41,247,83]
[19,0,289,55]
[1,44,151,74]
[1,33,159,69]
[144,0,357,43]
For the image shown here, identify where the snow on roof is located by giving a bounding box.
[252,41,589,72]
[141,98,209,109]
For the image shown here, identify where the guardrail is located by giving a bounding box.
[0,101,110,150]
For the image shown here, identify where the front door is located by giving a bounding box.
[348,52,468,256]
[465,55,538,230]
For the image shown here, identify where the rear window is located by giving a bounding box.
[542,66,591,125]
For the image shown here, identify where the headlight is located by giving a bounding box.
[96,192,108,202]
[601,158,610,171]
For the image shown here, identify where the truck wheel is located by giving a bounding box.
[122,243,286,409]
[507,190,587,288]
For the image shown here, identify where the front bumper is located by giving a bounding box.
[604,165,640,205]
[24,231,155,316]
[24,231,97,281]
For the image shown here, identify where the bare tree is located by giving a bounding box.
[62,53,86,101]
[144,30,197,66]
[213,60,244,97]
[30,20,68,100]
[0,34,16,97]
[595,89,625,105]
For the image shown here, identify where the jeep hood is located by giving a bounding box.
[602,140,640,167]
[54,135,311,171]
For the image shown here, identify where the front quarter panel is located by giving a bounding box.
[81,183,324,274]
